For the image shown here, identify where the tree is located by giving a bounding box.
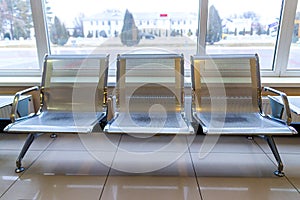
[0,0,32,40]
[13,0,32,39]
[243,11,258,20]
[50,16,69,46]
[72,13,84,37]
[206,5,222,44]
[120,9,140,46]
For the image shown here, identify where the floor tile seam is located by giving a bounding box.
[285,176,300,194]
[186,136,204,200]
[113,150,191,153]
[257,150,287,177]
[189,151,271,155]
[42,149,118,152]
[0,138,55,199]
[99,134,123,200]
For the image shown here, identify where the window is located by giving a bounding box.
[206,0,283,70]
[0,0,299,82]
[286,2,300,72]
[44,0,198,60]
[0,0,39,74]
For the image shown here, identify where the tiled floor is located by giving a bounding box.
[0,133,299,200]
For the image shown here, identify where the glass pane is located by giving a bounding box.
[207,0,282,70]
[287,2,300,70]
[0,0,39,70]
[45,0,198,60]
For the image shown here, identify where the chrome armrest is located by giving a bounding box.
[106,95,117,122]
[263,86,292,125]
[10,86,40,123]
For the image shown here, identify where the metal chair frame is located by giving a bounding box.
[104,53,193,135]
[4,54,109,173]
[191,54,297,176]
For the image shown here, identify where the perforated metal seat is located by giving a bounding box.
[104,52,193,135]
[4,54,109,172]
[191,54,297,176]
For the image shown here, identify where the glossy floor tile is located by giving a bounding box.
[0,150,41,195]
[0,133,299,199]
[255,136,300,154]
[25,150,114,175]
[118,134,190,152]
[110,152,194,176]
[189,135,263,153]
[0,133,53,150]
[197,177,300,200]
[101,176,201,200]
[266,153,300,177]
[191,152,276,177]
[1,174,106,200]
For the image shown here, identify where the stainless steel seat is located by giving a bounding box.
[4,54,109,172]
[104,53,193,134]
[191,54,297,176]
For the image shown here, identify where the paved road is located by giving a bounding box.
[0,45,299,71]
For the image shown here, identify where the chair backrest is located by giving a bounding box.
[41,54,109,113]
[191,54,262,113]
[115,53,184,114]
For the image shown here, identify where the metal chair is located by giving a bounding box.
[4,54,109,172]
[104,52,193,135]
[191,54,297,176]
[265,88,300,133]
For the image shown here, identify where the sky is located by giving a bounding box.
[48,0,283,26]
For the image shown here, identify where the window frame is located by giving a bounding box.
[197,0,299,77]
[0,0,299,84]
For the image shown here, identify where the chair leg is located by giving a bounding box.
[15,133,37,173]
[264,135,284,177]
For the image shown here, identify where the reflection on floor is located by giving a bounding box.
[0,133,299,200]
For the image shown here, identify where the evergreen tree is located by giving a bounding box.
[0,0,32,40]
[50,16,69,46]
[120,9,140,46]
[13,0,32,39]
[73,13,84,37]
[206,5,222,44]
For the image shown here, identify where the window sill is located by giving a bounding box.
[0,76,299,88]
[261,77,300,87]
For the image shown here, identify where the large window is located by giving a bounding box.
[0,0,39,74]
[45,0,198,61]
[206,0,283,70]
[0,0,299,81]
[287,2,300,71]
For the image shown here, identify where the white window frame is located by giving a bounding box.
[0,0,299,85]
[197,0,299,77]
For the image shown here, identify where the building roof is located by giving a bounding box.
[83,9,197,21]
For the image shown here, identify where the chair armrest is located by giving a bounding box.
[10,86,40,123]
[263,86,292,125]
[106,95,117,122]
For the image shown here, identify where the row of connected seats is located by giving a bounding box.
[4,52,297,176]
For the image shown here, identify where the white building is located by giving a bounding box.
[223,18,253,34]
[82,10,198,38]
